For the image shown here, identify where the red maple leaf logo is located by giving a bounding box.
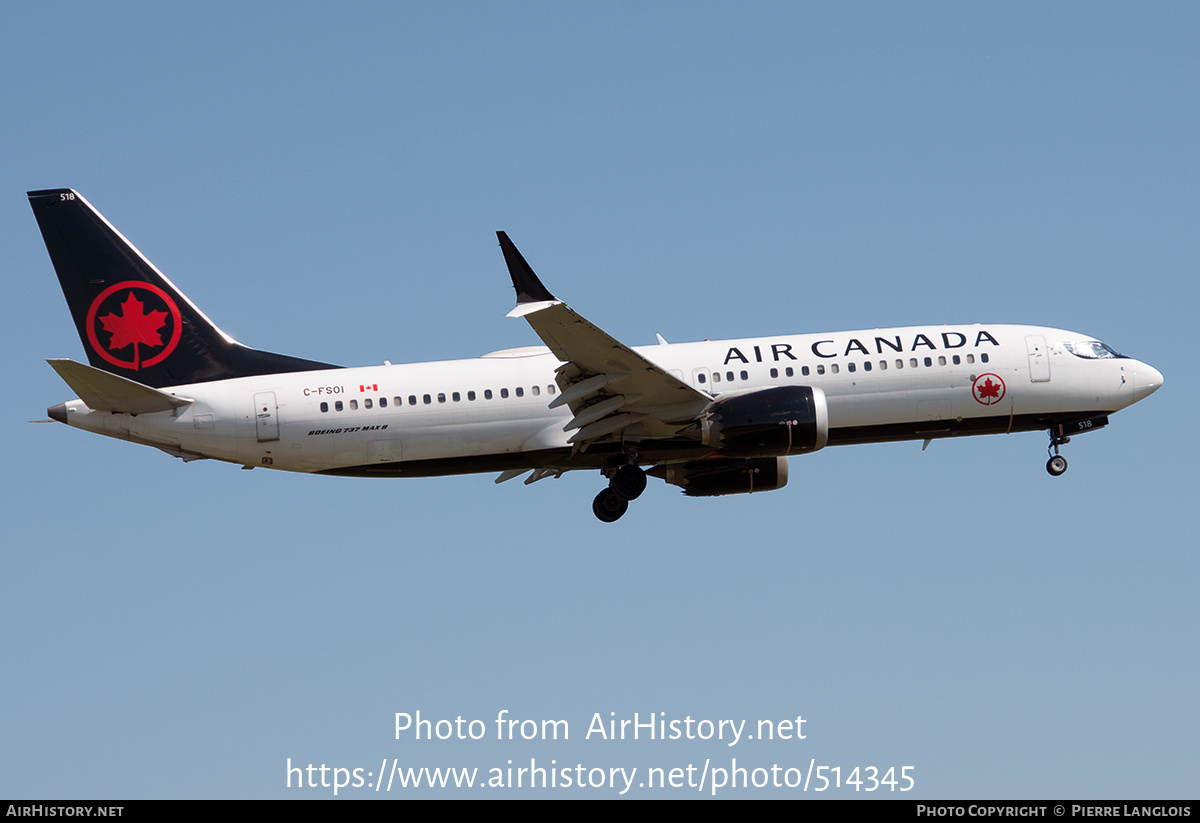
[972,373,1006,405]
[976,378,1001,400]
[85,281,182,371]
[98,292,168,370]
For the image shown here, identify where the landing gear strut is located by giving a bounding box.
[1046,427,1070,477]
[592,464,647,522]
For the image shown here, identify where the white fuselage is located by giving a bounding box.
[52,323,1162,476]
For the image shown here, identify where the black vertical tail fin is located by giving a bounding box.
[29,189,338,388]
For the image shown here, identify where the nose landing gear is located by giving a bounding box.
[1046,428,1070,476]
[1042,416,1109,477]
[592,464,647,522]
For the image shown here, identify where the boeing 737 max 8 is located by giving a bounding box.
[31,189,1163,522]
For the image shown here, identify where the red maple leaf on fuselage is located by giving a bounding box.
[98,292,168,352]
[976,378,1001,400]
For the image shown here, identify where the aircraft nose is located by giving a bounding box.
[1132,363,1164,402]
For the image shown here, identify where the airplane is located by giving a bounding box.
[30,188,1164,522]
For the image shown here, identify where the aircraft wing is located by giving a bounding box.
[498,232,710,450]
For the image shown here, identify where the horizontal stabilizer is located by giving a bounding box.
[47,359,193,414]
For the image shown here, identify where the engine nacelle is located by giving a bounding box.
[651,456,789,497]
[700,385,828,458]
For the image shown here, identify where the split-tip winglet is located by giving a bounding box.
[497,231,557,304]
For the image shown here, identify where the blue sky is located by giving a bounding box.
[3,2,1197,798]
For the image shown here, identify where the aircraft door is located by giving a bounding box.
[1025,336,1051,383]
[254,392,280,442]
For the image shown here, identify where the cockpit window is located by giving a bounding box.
[1063,340,1125,360]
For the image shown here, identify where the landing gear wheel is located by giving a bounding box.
[1046,455,1068,476]
[592,488,629,523]
[610,465,647,500]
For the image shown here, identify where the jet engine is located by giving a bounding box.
[700,385,828,458]
[650,456,789,497]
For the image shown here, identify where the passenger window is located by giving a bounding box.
[952,355,961,365]
[897,360,904,369]
[938,356,946,366]
[349,399,358,410]
[924,357,932,367]
[320,402,329,413]
[547,385,556,394]
[712,373,721,383]
[770,368,779,378]
[817,364,825,375]
[830,364,840,374]
[531,385,540,396]
[485,389,493,399]
[910,358,918,368]
[966,354,975,364]
[379,397,387,408]
[364,398,373,409]
[981,353,989,363]
[408,395,417,406]
[726,371,735,381]
[879,361,887,370]
[437,393,446,403]
[848,363,856,373]
[468,391,476,401]
[335,400,344,412]
[423,394,432,405]
[516,387,524,397]
[697,373,706,384]
[452,392,461,402]
[863,361,872,372]
[501,388,509,398]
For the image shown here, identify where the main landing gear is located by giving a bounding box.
[592,464,647,523]
[1046,428,1069,477]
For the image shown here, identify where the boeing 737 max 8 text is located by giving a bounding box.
[30,189,1164,522]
